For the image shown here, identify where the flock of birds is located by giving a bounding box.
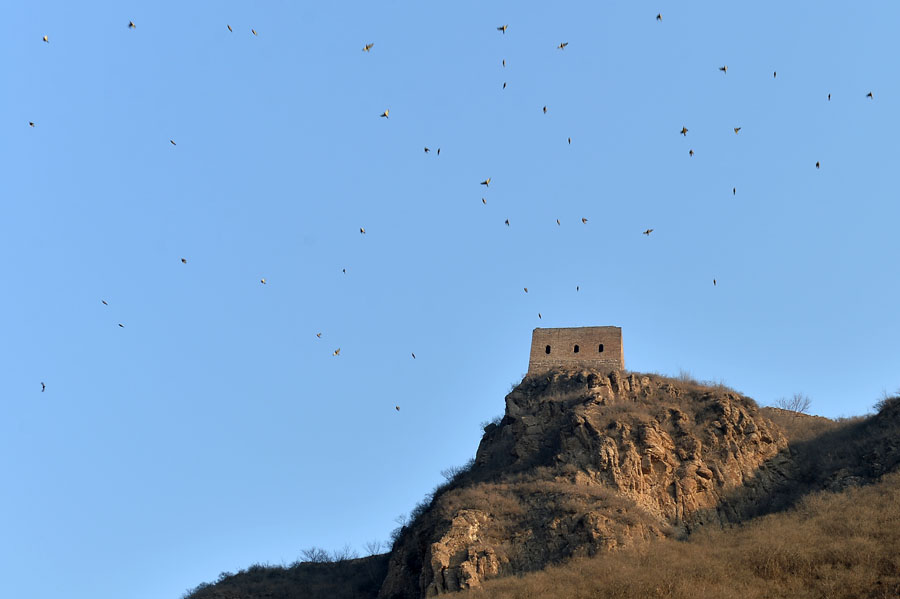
[31,15,878,403]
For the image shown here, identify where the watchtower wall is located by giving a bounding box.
[527,326,624,374]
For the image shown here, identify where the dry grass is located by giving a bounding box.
[462,471,900,599]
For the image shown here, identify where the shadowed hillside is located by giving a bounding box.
[184,377,900,599]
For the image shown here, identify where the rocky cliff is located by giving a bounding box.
[378,371,791,598]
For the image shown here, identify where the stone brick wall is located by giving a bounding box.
[527,327,623,374]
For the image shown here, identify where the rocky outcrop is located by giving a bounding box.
[379,371,790,598]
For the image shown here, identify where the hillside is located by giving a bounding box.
[183,372,900,599]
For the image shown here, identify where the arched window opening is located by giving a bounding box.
[573,345,580,353]
[545,345,551,354]
[598,344,604,353]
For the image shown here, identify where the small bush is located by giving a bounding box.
[774,393,812,414]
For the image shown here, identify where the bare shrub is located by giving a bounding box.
[874,389,900,413]
[299,547,332,563]
[441,458,476,483]
[330,543,359,562]
[363,540,384,556]
[774,393,812,414]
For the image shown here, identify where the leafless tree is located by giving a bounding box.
[775,393,812,414]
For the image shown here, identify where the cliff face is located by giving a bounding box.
[379,371,789,599]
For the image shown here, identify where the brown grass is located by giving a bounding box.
[462,470,900,599]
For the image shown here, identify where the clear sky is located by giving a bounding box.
[2,2,899,598]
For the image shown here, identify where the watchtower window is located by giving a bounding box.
[598,344,604,353]
[545,345,551,354]
[573,345,580,353]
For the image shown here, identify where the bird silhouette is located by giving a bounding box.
[556,219,560,226]
[828,93,831,101]
[360,227,366,234]
[657,13,662,21]
[363,43,374,52]
[481,178,491,187]
[568,137,571,144]
[316,333,322,338]
[713,279,717,286]
[118,323,125,328]
[181,258,187,264]
[543,106,548,114]
[101,300,108,306]
[251,29,258,36]
[643,229,653,236]
[502,59,506,67]
[524,287,528,293]
[689,149,694,157]
[436,148,440,156]
[411,352,416,359]
[719,65,728,74]
[581,217,588,224]
[681,126,688,136]
[170,140,176,146]
[505,219,510,226]
[342,268,346,274]
[40,381,46,392]
[502,82,507,89]
[260,278,266,284]
[128,21,135,29]
[482,198,486,205]
[42,35,48,43]
[866,92,873,99]
[538,313,542,319]
[773,71,777,78]
[557,42,568,50]
[816,161,820,169]
[333,348,341,356]
[424,147,430,153]
[379,109,389,118]
[29,122,35,127]
[227,24,232,32]
[733,187,736,196]
[395,405,400,411]
[497,24,508,34]
[734,127,741,134]
[576,285,580,291]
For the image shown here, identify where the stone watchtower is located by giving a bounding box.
[527,326,624,374]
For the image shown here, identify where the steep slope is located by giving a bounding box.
[378,371,789,598]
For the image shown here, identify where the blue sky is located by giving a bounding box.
[2,2,899,598]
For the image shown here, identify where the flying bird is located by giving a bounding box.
[680,126,688,136]
[342,268,346,274]
[543,106,548,114]
[118,323,125,328]
[170,140,176,146]
[260,278,266,284]
[316,333,322,338]
[556,219,560,226]
[557,42,568,50]
[411,353,416,359]
[505,219,510,226]
[773,71,777,78]
[538,313,542,319]
[128,21,135,29]
[866,92,873,99]
[482,198,486,205]
[734,127,741,134]
[502,59,506,67]
[689,149,694,157]
[576,285,580,291]
[42,35,48,43]
[101,300,108,306]
[502,82,507,89]
[713,279,717,286]
[657,13,662,21]
[29,122,35,127]
[481,178,491,187]
[568,137,571,144]
[227,24,232,32]
[41,382,46,392]
[733,187,736,196]
[581,217,588,224]
[497,24,508,34]
[827,93,831,101]
[360,227,366,234]
[363,43,374,52]
[436,148,440,156]
[524,287,528,293]
[719,65,727,74]
[424,147,430,153]
[816,161,820,169]
[395,405,400,411]
[643,229,653,236]
[251,29,258,36]
[333,348,341,356]
[181,258,187,264]
[380,109,389,118]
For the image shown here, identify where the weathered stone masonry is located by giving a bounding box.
[527,326,623,374]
